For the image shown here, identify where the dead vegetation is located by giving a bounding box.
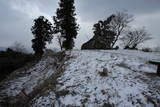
[55,90,70,98]
[98,68,109,77]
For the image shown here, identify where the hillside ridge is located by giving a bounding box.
[0,50,160,107]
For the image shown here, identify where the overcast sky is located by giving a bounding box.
[0,0,160,50]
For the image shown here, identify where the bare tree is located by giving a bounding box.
[110,11,133,48]
[56,34,63,50]
[121,27,152,49]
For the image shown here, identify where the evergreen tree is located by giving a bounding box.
[54,0,79,50]
[31,16,53,55]
[81,15,116,50]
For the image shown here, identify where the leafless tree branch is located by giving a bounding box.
[120,27,152,49]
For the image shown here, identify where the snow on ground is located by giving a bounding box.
[0,50,160,106]
[0,56,56,104]
[30,50,160,107]
[100,49,160,61]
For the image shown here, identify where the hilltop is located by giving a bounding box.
[0,50,160,107]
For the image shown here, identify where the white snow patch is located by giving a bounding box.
[53,50,160,106]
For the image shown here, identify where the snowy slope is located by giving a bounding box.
[29,50,160,107]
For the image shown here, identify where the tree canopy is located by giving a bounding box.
[54,0,79,50]
[31,16,53,55]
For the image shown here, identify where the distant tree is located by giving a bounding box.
[155,46,160,52]
[81,15,116,49]
[110,11,133,48]
[31,16,53,55]
[121,27,152,49]
[141,48,152,52]
[54,0,79,50]
[11,41,27,53]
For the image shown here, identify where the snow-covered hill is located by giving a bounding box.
[0,50,160,107]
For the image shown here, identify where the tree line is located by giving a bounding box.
[81,11,151,50]
[31,0,152,55]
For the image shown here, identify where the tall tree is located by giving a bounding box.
[54,0,79,50]
[31,16,53,55]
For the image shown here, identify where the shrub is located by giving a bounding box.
[114,46,119,50]
[0,48,36,81]
[142,48,152,52]
[98,68,109,77]
[55,90,70,98]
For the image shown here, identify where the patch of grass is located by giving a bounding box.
[66,84,81,89]
[103,103,114,107]
[55,90,70,98]
[145,72,157,77]
[81,97,88,106]
[141,48,152,52]
[116,63,137,72]
[101,90,108,95]
[99,71,108,77]
[146,96,157,106]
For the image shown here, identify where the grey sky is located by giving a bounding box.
[0,0,160,50]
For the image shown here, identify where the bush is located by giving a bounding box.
[98,68,109,77]
[114,46,119,50]
[99,71,108,77]
[0,48,36,82]
[142,48,152,52]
